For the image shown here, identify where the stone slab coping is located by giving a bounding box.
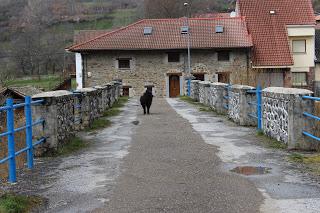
[75,88,97,93]
[231,84,255,90]
[209,82,228,86]
[32,90,73,98]
[199,81,211,85]
[94,86,107,89]
[263,87,313,95]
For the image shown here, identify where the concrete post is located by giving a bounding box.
[32,91,75,154]
[262,87,314,149]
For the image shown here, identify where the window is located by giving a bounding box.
[218,51,230,61]
[292,40,306,53]
[144,27,153,35]
[181,26,189,34]
[292,72,307,86]
[118,58,131,69]
[168,52,180,62]
[215,25,224,33]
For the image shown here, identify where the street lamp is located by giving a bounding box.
[184,2,192,96]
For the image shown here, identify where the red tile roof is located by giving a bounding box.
[237,0,315,67]
[68,17,253,51]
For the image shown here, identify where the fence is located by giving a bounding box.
[0,97,45,183]
[247,86,262,130]
[302,96,320,142]
[0,81,121,183]
[190,80,319,150]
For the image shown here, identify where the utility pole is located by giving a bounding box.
[184,2,192,96]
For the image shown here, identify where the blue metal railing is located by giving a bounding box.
[247,85,262,130]
[302,96,320,142]
[223,84,231,110]
[0,97,46,183]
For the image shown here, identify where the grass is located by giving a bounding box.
[0,193,42,213]
[256,131,287,149]
[47,136,88,157]
[86,96,129,132]
[288,153,305,163]
[103,108,121,117]
[287,153,320,176]
[5,75,61,91]
[86,118,112,132]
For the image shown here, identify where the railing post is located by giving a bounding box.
[256,85,262,130]
[25,96,33,169]
[187,79,191,96]
[6,98,16,183]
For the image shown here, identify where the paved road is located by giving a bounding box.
[4,97,320,213]
[100,98,263,213]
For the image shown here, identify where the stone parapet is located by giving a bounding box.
[31,82,122,155]
[32,90,75,154]
[262,87,314,150]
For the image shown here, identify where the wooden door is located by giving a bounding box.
[123,88,129,96]
[169,75,180,97]
[218,72,230,84]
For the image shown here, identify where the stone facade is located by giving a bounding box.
[82,49,249,97]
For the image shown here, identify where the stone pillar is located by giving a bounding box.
[228,85,256,126]
[32,91,75,154]
[93,86,105,113]
[75,88,99,128]
[208,82,228,115]
[190,80,200,100]
[262,87,314,150]
[199,81,210,104]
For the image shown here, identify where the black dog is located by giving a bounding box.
[140,88,153,115]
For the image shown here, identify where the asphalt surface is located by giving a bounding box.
[3,97,320,213]
[100,98,263,213]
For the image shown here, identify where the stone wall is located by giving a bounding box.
[32,82,121,154]
[83,49,248,97]
[190,81,319,150]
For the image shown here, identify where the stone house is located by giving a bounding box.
[68,0,316,97]
[68,18,253,97]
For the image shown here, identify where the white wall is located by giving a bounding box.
[287,26,315,72]
[75,53,83,89]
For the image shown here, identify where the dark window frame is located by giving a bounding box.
[167,52,180,63]
[118,58,131,69]
[217,51,230,61]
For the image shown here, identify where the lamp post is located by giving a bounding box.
[184,2,192,96]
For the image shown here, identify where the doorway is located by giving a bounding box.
[169,75,180,98]
[218,72,230,84]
